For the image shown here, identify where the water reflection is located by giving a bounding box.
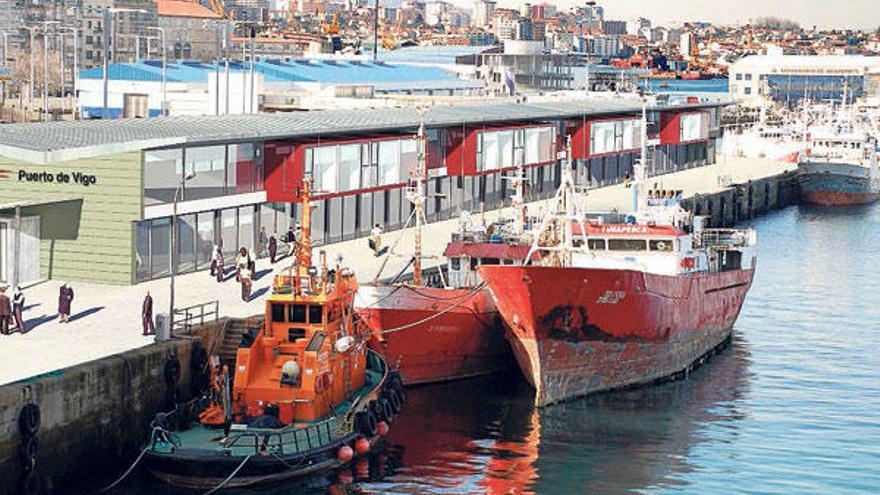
[352,334,752,494]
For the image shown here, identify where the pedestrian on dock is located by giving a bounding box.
[0,284,11,335]
[210,244,219,278]
[240,265,253,302]
[268,234,278,264]
[142,290,155,336]
[214,246,225,283]
[624,171,632,188]
[12,286,26,334]
[235,247,249,282]
[258,227,268,258]
[58,283,74,323]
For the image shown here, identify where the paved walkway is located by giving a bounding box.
[0,156,794,385]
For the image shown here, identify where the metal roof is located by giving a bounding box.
[0,98,727,164]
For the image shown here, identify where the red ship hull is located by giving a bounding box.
[800,189,880,206]
[478,265,755,406]
[355,285,511,385]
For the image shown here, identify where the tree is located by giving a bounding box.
[6,47,66,97]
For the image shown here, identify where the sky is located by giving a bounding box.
[486,0,880,30]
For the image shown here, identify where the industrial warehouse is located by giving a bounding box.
[0,96,724,287]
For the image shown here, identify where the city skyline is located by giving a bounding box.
[481,0,880,30]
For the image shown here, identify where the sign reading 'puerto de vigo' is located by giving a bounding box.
[0,168,98,187]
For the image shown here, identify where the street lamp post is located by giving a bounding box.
[146,27,166,116]
[169,171,196,339]
[23,27,37,113]
[61,28,79,119]
[43,21,59,122]
[103,7,147,119]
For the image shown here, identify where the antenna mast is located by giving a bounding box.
[407,109,429,286]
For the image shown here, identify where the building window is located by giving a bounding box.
[744,87,752,95]
[144,149,183,205]
[185,145,226,201]
[745,73,752,81]
[735,73,742,80]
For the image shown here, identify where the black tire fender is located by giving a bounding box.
[164,355,181,386]
[19,435,38,472]
[18,403,40,438]
[357,409,378,437]
[385,388,402,414]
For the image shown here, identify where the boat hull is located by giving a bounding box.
[798,161,880,206]
[356,284,510,385]
[478,265,754,406]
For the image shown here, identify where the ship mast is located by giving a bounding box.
[298,180,313,271]
[634,102,649,214]
[406,110,429,286]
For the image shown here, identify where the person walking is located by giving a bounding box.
[235,247,248,282]
[12,286,26,334]
[58,283,74,323]
[268,234,278,264]
[210,244,219,278]
[0,285,11,335]
[247,247,255,274]
[142,290,155,336]
[240,265,253,302]
[214,246,225,283]
[258,227,268,259]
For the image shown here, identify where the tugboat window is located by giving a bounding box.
[271,303,286,322]
[308,305,324,324]
[289,304,307,323]
[482,258,500,265]
[288,327,306,342]
[306,332,326,352]
[450,258,461,270]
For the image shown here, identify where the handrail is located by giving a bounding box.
[171,300,220,334]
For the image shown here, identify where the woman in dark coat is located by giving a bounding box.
[58,283,74,323]
[268,234,278,264]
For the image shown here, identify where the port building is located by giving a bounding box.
[728,55,880,108]
[0,98,725,287]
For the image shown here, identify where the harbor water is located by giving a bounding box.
[102,203,880,494]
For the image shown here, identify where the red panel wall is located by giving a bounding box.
[445,127,477,176]
[264,141,304,203]
[660,111,682,145]
[569,118,589,159]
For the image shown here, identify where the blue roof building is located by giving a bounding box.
[76,59,483,118]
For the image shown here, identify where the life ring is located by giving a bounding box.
[356,409,378,437]
[18,403,40,438]
[164,356,181,386]
[656,241,667,251]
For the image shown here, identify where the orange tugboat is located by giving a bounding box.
[143,181,405,490]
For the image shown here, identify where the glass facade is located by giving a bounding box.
[144,142,264,206]
[767,75,864,108]
[478,126,556,172]
[136,202,292,282]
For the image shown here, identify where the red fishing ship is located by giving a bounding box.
[355,122,533,385]
[479,134,758,406]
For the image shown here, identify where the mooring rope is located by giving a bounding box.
[377,283,487,335]
[202,453,255,495]
[100,447,149,492]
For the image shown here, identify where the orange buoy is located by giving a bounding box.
[354,437,370,454]
[377,420,389,436]
[337,445,354,462]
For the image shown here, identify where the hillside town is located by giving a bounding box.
[0,0,879,121]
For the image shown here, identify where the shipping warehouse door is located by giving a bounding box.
[124,94,149,118]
